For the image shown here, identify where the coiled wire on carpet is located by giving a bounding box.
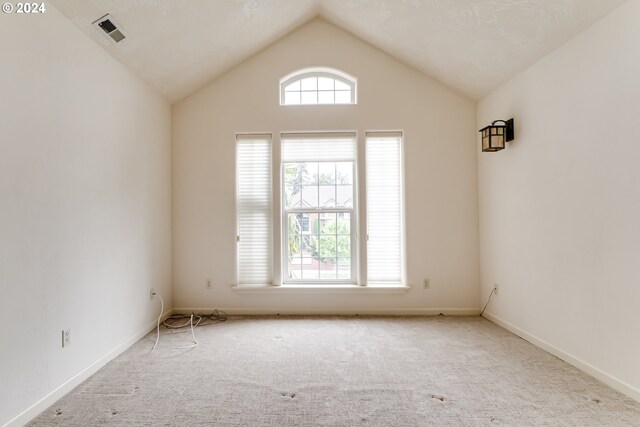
[163,309,228,329]
[151,294,227,351]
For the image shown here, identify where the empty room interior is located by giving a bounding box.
[2,0,640,425]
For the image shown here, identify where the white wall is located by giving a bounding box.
[172,19,479,314]
[478,1,640,400]
[0,5,172,426]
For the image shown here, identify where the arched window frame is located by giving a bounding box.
[279,67,357,106]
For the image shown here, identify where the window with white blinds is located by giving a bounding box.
[236,134,272,285]
[366,132,404,284]
[281,132,357,283]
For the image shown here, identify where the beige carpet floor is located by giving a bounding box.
[29,316,640,426]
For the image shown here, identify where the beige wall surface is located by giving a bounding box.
[0,5,172,426]
[172,19,479,313]
[478,1,640,401]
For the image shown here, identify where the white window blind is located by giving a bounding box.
[281,132,356,162]
[366,132,404,284]
[236,134,272,285]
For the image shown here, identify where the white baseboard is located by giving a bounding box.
[173,307,480,316]
[483,312,640,404]
[3,310,175,427]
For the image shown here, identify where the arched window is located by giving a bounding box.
[280,67,357,106]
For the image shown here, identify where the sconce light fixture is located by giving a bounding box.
[479,118,514,152]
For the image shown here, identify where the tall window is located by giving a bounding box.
[236,134,272,285]
[366,132,404,284]
[281,133,356,282]
[235,69,405,287]
[280,68,357,106]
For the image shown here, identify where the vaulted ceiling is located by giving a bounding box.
[50,0,628,103]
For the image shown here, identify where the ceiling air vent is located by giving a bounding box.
[92,14,126,43]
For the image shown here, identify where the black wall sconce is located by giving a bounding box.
[479,118,514,152]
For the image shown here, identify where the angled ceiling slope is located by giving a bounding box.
[51,0,628,103]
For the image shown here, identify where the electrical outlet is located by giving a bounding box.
[206,279,213,289]
[62,329,71,348]
[423,279,431,289]
[150,288,156,299]
[494,284,499,295]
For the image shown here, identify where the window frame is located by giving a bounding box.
[280,132,358,285]
[279,67,357,106]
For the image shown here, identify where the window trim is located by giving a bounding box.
[231,284,411,293]
[280,67,357,106]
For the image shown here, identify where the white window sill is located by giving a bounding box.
[231,284,411,294]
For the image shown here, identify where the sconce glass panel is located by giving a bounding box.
[479,124,506,152]
[479,119,514,152]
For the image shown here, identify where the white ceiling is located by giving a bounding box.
[50,0,628,103]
